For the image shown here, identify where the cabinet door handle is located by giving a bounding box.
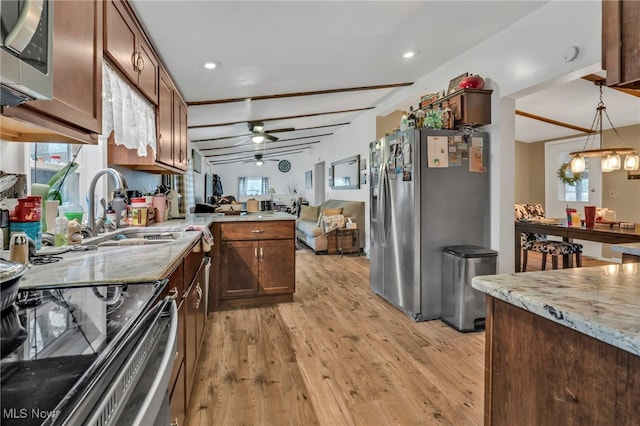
[170,419,179,426]
[131,49,139,71]
[255,247,258,260]
[195,283,202,309]
[168,286,179,300]
[136,52,145,72]
[251,229,264,233]
[260,247,264,261]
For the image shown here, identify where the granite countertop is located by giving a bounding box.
[472,265,640,356]
[611,243,640,256]
[17,229,201,289]
[13,212,295,290]
[166,211,297,226]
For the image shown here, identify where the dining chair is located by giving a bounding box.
[514,203,583,271]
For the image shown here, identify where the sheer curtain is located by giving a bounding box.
[99,62,156,155]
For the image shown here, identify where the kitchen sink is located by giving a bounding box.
[85,230,181,247]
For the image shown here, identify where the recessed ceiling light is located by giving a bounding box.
[204,62,219,70]
[403,51,418,59]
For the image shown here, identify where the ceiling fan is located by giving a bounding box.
[248,122,277,143]
[248,153,279,166]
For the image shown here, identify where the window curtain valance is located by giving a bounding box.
[99,62,157,156]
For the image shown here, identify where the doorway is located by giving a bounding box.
[313,161,325,205]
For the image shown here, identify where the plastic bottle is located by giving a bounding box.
[111,194,126,228]
[415,108,425,128]
[400,112,409,131]
[105,203,117,226]
[54,216,69,247]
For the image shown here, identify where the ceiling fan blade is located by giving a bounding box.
[265,127,295,133]
[264,133,278,142]
[233,135,252,146]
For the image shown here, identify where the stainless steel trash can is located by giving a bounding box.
[442,245,497,332]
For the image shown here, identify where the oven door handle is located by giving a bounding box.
[132,298,178,425]
[83,298,178,426]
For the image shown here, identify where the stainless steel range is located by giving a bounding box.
[0,280,176,426]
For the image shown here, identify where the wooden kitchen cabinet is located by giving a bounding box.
[104,0,159,104]
[602,0,640,89]
[164,245,207,426]
[421,88,492,127]
[108,66,188,174]
[0,0,103,144]
[213,220,296,310]
[183,250,206,408]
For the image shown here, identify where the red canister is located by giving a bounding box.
[10,197,42,222]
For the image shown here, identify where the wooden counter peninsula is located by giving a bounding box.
[472,265,640,425]
[207,212,297,311]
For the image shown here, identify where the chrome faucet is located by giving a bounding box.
[87,168,128,237]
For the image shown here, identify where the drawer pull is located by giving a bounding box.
[168,287,179,300]
[251,229,264,233]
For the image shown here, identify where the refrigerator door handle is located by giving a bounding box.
[379,164,391,247]
[382,165,391,246]
[378,163,386,246]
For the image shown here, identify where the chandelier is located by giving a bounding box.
[569,80,639,173]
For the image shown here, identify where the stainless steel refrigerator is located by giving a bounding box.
[369,129,491,321]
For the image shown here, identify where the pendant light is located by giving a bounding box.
[568,80,639,173]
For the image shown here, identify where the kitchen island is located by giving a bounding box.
[612,242,640,264]
[472,265,640,425]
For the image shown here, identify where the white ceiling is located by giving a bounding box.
[130,1,639,166]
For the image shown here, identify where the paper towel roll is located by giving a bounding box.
[31,183,50,232]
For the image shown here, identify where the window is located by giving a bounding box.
[558,152,589,202]
[238,177,270,197]
[30,143,80,204]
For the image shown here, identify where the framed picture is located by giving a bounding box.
[447,72,469,95]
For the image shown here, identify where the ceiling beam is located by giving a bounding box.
[187,82,413,107]
[515,110,595,134]
[582,74,640,98]
[198,134,331,152]
[188,107,374,129]
[205,141,320,158]
[191,122,350,143]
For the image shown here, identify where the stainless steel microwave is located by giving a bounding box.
[0,0,53,106]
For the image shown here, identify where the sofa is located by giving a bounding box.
[296,199,365,253]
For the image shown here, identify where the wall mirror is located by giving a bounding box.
[331,155,360,189]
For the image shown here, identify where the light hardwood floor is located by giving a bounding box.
[186,250,613,426]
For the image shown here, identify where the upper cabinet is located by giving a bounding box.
[104,1,188,174]
[602,0,640,89]
[422,89,492,128]
[0,0,103,144]
[108,65,188,174]
[104,0,159,104]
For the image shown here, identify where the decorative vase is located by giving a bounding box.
[458,74,485,90]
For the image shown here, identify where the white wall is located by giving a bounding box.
[211,150,312,202]
[306,1,601,271]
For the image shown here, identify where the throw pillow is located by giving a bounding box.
[322,214,346,234]
[318,207,344,226]
[299,205,319,222]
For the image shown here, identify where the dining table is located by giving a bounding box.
[514,220,640,272]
